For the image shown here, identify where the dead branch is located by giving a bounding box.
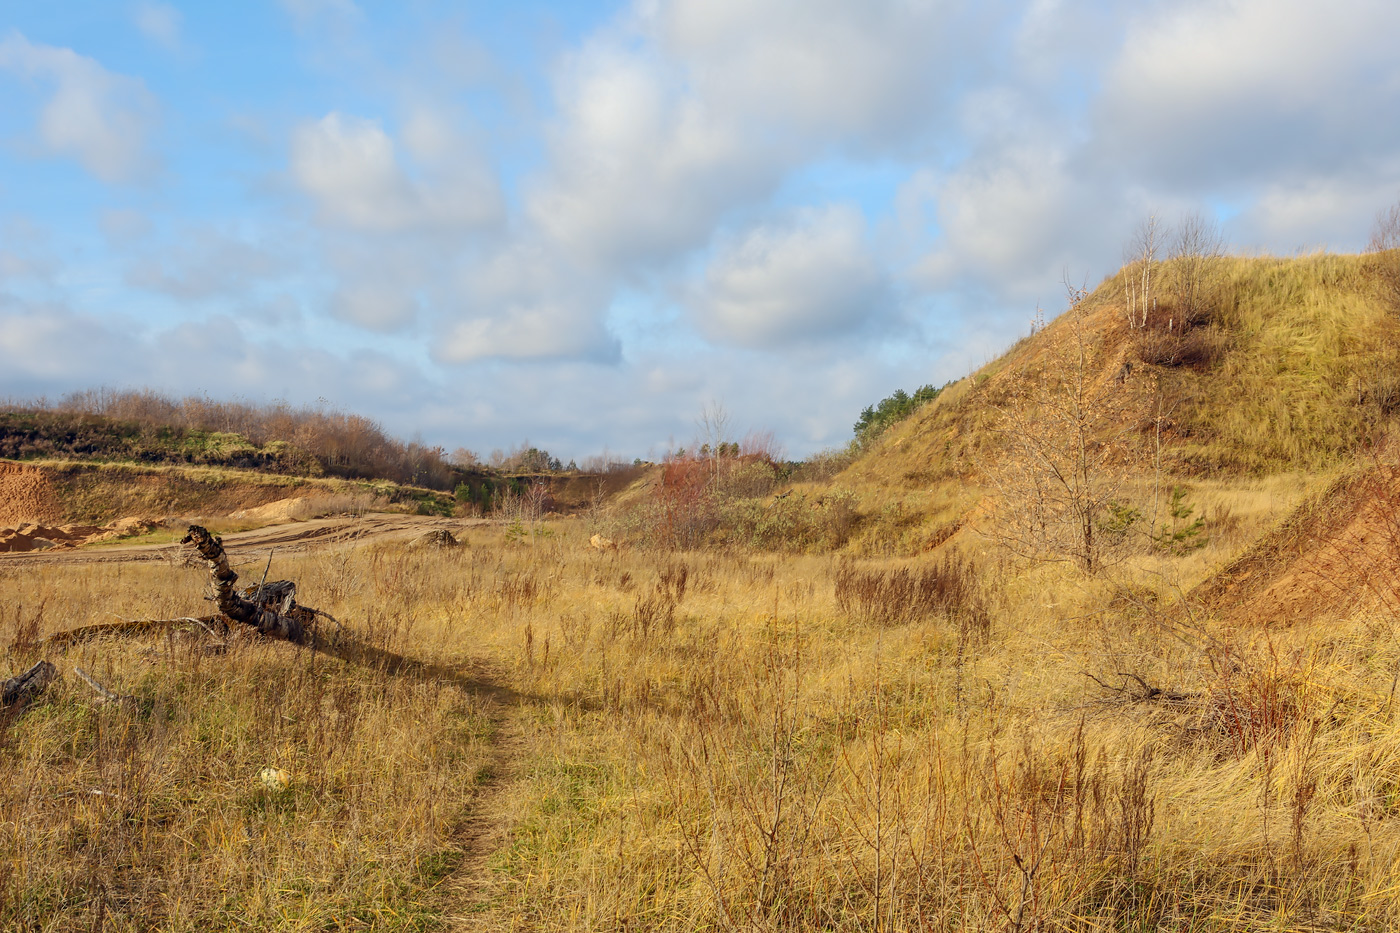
[73,666,125,705]
[1082,670,1198,706]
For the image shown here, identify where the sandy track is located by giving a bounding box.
[0,513,491,565]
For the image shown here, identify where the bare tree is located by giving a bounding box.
[1125,214,1164,330]
[448,447,480,468]
[988,286,1140,573]
[697,401,732,478]
[1171,211,1226,326]
[1368,197,1400,311]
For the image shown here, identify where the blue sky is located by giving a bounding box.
[3,0,1399,462]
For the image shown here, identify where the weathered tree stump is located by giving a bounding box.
[181,525,314,643]
[2,660,57,705]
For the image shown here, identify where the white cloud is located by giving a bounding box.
[0,32,158,183]
[1096,0,1400,186]
[435,240,619,363]
[0,251,49,282]
[651,0,979,143]
[525,0,993,273]
[279,0,361,33]
[290,111,502,233]
[527,40,781,268]
[100,208,154,244]
[437,307,619,363]
[0,300,140,382]
[693,206,891,348]
[1232,169,1400,251]
[0,291,437,426]
[134,2,183,52]
[913,139,1134,303]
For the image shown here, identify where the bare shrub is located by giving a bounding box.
[1195,646,1309,757]
[962,726,1159,932]
[10,389,460,489]
[661,618,833,929]
[1134,324,1226,370]
[713,460,779,499]
[790,445,858,482]
[833,555,986,630]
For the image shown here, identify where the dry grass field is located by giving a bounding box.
[4,496,1400,931]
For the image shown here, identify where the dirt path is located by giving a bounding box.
[0,514,493,565]
[435,688,530,930]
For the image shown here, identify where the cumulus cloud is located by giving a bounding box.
[0,290,435,424]
[133,2,183,52]
[0,300,141,383]
[290,111,502,233]
[0,32,158,183]
[1232,169,1400,250]
[1096,0,1400,187]
[434,241,619,363]
[0,251,51,282]
[0,217,56,284]
[915,144,1124,300]
[527,41,781,268]
[650,0,978,143]
[279,0,361,33]
[692,206,891,348]
[437,307,620,363]
[100,208,154,244]
[526,0,992,272]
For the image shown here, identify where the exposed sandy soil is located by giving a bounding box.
[0,461,476,561]
[0,513,488,564]
[0,462,63,524]
[1193,468,1400,626]
[0,517,165,553]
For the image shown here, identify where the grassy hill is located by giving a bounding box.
[802,252,1398,558]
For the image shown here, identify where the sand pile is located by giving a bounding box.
[231,497,310,525]
[0,517,165,552]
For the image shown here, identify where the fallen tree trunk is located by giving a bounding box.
[43,615,227,647]
[181,525,313,643]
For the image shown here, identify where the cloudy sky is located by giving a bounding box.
[2,0,1398,461]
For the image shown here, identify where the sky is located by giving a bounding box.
[2,0,1399,463]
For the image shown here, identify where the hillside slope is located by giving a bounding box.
[820,253,1398,563]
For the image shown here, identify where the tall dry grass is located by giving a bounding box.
[3,496,1400,930]
[425,519,1400,929]
[0,544,502,931]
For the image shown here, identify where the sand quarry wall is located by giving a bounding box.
[0,460,319,526]
[0,461,64,524]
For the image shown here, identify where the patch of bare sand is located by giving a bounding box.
[0,462,63,524]
[0,517,165,552]
[230,497,311,525]
[1195,468,1400,626]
